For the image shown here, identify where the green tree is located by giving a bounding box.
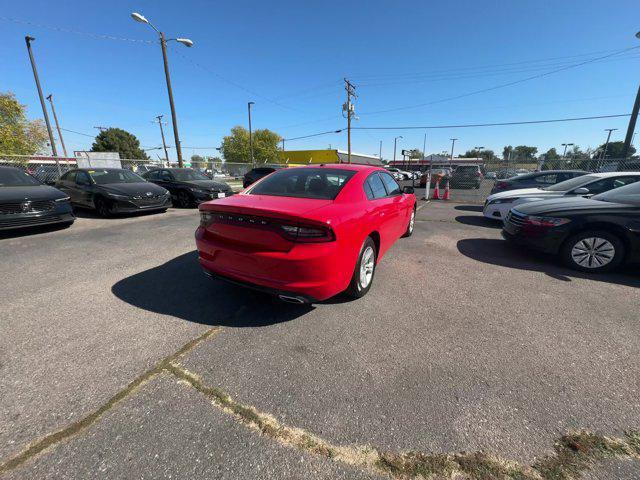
[513,145,538,161]
[220,126,282,164]
[91,127,149,159]
[190,154,205,168]
[0,92,49,155]
[593,141,635,159]
[503,145,513,161]
[461,149,496,162]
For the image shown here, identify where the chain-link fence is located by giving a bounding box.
[403,157,640,204]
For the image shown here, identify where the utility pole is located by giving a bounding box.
[46,94,68,158]
[160,32,184,167]
[24,36,60,175]
[379,140,382,161]
[281,138,285,151]
[561,143,574,158]
[248,101,255,166]
[449,138,458,169]
[622,84,640,160]
[601,128,617,161]
[153,115,170,165]
[393,136,403,162]
[343,78,357,163]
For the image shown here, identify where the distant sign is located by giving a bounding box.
[74,151,122,169]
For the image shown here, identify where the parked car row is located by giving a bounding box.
[485,171,640,273]
[0,166,234,232]
[418,165,483,189]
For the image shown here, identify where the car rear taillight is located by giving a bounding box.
[280,224,335,243]
[495,181,508,190]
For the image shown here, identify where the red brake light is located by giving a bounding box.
[280,224,335,243]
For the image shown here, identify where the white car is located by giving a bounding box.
[483,172,640,220]
[386,167,411,180]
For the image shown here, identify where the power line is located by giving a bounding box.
[351,113,631,130]
[360,46,640,116]
[0,16,154,44]
[284,129,343,142]
[60,127,94,137]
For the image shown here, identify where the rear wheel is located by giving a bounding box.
[402,208,415,238]
[345,237,377,299]
[561,230,624,273]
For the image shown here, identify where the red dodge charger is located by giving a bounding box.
[195,164,416,303]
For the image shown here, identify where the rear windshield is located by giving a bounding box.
[455,166,479,173]
[249,168,356,200]
[543,174,599,191]
[0,168,41,187]
[172,169,210,181]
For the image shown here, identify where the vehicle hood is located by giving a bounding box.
[487,187,559,201]
[0,185,68,202]
[513,197,625,215]
[181,180,231,191]
[199,193,333,218]
[98,182,167,196]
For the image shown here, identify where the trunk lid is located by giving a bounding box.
[199,194,333,252]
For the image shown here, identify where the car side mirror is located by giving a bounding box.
[573,187,590,195]
[402,186,415,194]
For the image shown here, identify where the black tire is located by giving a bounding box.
[94,197,111,218]
[402,208,416,238]
[177,190,192,208]
[345,237,377,299]
[560,230,625,273]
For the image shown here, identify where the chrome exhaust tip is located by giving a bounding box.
[278,295,307,304]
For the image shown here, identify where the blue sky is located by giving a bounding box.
[1,0,639,160]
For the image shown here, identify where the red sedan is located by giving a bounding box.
[195,164,416,303]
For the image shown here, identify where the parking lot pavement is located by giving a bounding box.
[1,202,639,479]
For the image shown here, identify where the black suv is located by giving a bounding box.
[243,166,283,188]
[450,165,483,189]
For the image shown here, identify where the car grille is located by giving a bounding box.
[132,195,165,207]
[0,215,62,229]
[505,210,526,227]
[0,200,56,214]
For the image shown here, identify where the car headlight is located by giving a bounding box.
[524,216,571,227]
[106,193,130,200]
[54,196,71,202]
[489,197,518,205]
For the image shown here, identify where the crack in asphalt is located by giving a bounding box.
[165,362,640,480]
[0,327,222,475]
[2,326,639,479]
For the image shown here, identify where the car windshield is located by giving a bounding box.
[0,169,41,187]
[593,181,640,205]
[172,169,210,181]
[249,168,356,200]
[88,169,145,185]
[542,174,599,191]
[455,166,477,173]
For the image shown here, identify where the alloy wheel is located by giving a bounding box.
[571,237,615,268]
[359,246,375,289]
[409,210,415,233]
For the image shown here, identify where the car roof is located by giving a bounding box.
[584,171,640,178]
[0,166,22,171]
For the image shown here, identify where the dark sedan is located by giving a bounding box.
[491,170,587,194]
[0,166,74,231]
[502,180,640,272]
[142,168,232,207]
[55,168,171,217]
[243,166,283,188]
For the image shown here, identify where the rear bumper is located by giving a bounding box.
[193,191,234,204]
[195,227,350,301]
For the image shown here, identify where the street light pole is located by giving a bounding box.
[131,13,193,168]
[46,94,68,158]
[248,101,255,166]
[24,36,60,174]
[622,31,640,159]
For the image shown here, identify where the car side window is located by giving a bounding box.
[63,171,76,183]
[76,171,90,185]
[379,172,401,195]
[365,173,387,200]
[147,171,159,180]
[160,170,173,181]
[535,174,557,184]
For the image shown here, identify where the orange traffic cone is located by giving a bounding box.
[442,180,451,200]
[432,180,440,200]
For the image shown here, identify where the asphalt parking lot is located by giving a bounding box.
[1,202,638,479]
